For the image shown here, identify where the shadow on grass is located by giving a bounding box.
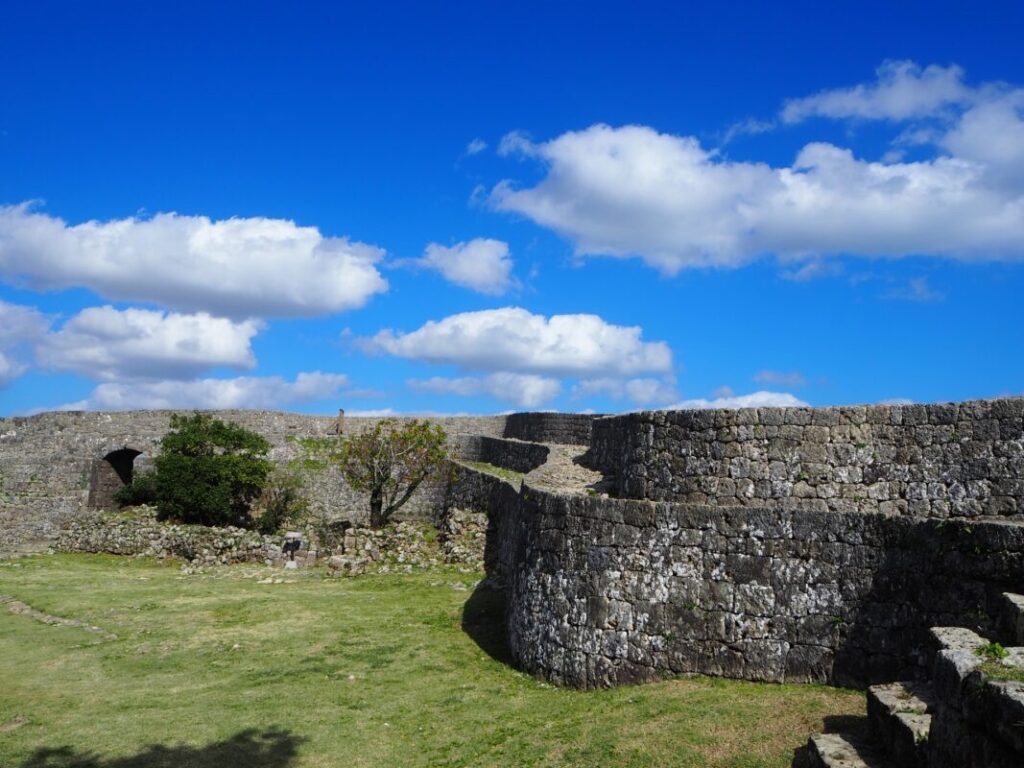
[460,581,513,666]
[19,727,304,768]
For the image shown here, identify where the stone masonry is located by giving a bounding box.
[0,409,509,548]
[588,399,1024,519]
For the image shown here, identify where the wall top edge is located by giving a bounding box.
[592,396,1024,423]
[5,396,1023,425]
[0,409,510,424]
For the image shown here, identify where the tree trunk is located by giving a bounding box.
[369,487,386,528]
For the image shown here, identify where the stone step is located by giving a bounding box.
[795,733,889,768]
[1001,592,1024,645]
[867,681,934,767]
[929,626,987,709]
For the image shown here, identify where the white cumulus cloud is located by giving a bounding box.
[409,372,561,408]
[0,205,388,318]
[941,90,1024,188]
[667,390,808,410]
[572,377,678,406]
[58,371,349,411]
[0,300,50,386]
[491,122,1024,272]
[366,307,672,377]
[418,238,515,294]
[36,306,262,381]
[780,60,971,123]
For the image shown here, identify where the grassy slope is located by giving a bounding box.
[0,554,863,768]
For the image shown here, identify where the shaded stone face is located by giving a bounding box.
[87,448,143,510]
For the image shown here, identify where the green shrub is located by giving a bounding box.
[254,469,309,535]
[148,413,272,527]
[113,470,158,507]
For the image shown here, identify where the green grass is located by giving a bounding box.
[979,660,1024,684]
[459,461,525,485]
[0,554,863,768]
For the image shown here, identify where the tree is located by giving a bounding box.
[118,413,272,527]
[253,467,309,535]
[303,419,449,528]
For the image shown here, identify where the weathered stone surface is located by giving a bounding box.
[923,627,1024,767]
[54,506,486,573]
[588,398,1024,519]
[503,412,601,445]
[796,733,886,768]
[0,410,509,548]
[867,681,933,767]
[53,507,286,566]
[1,593,118,641]
[1002,592,1024,645]
[493,486,1024,690]
[461,436,550,474]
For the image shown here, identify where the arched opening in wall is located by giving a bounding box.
[88,448,143,510]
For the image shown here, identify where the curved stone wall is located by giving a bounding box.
[460,435,550,473]
[503,412,601,445]
[500,484,1024,690]
[588,399,1024,519]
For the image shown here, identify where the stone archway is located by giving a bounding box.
[87,448,143,510]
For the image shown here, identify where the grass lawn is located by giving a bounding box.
[0,554,863,768]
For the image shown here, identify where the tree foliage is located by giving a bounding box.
[303,419,449,528]
[253,468,309,535]
[122,413,272,527]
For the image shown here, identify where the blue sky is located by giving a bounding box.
[1,1,1022,416]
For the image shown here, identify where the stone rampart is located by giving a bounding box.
[0,409,506,548]
[460,435,550,473]
[588,399,1024,519]
[503,412,601,445]
[494,484,1024,690]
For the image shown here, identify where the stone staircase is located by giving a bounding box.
[796,592,1024,768]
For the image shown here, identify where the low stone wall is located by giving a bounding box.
[503,412,600,445]
[588,398,1024,519]
[54,504,490,572]
[460,436,550,473]
[53,509,285,566]
[493,484,1024,689]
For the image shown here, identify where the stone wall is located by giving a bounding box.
[444,462,521,583]
[588,399,1024,519]
[54,506,489,573]
[495,484,1024,690]
[503,412,601,445]
[53,509,286,566]
[460,435,550,473]
[0,409,507,548]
